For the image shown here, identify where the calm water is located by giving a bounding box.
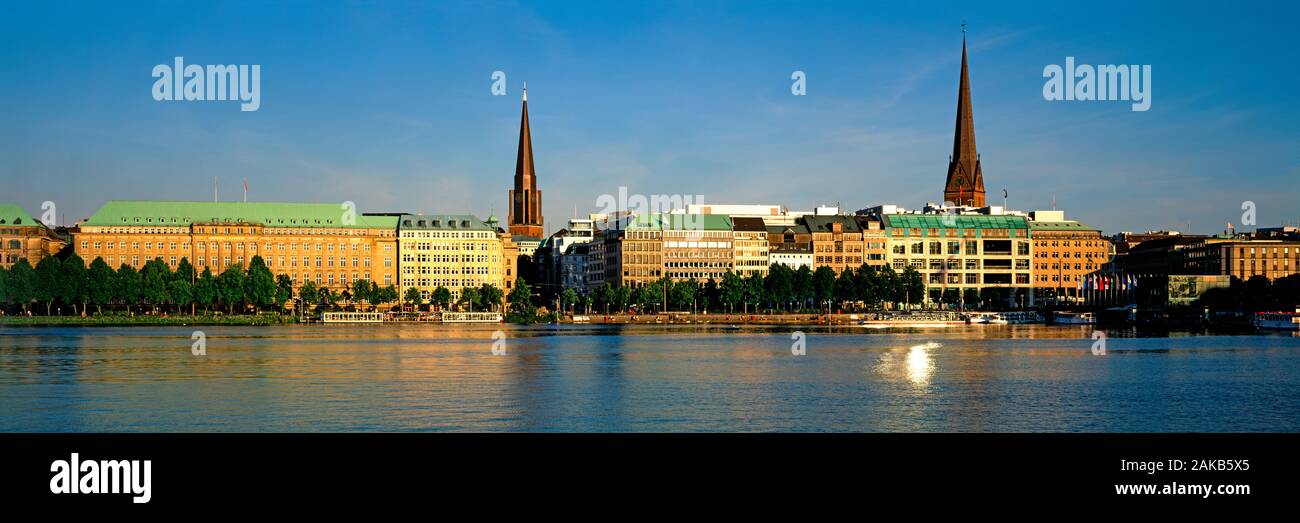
[1,324,1298,432]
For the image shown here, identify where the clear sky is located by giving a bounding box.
[2,1,1296,236]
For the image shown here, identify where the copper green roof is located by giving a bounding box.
[0,204,39,227]
[398,214,492,231]
[882,214,1028,230]
[626,214,732,231]
[81,201,397,229]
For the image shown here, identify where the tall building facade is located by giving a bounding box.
[72,201,398,292]
[730,217,770,278]
[805,215,867,274]
[507,85,544,240]
[882,214,1033,306]
[1028,212,1111,303]
[0,204,65,268]
[943,34,986,207]
[397,214,506,303]
[662,214,733,282]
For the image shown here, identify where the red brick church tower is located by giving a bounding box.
[943,30,987,208]
[508,83,544,239]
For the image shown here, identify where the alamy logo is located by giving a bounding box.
[152,56,261,111]
[49,453,152,504]
[1043,57,1151,112]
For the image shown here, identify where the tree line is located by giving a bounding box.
[560,263,929,315]
[0,254,404,316]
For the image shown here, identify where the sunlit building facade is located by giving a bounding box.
[398,214,506,302]
[72,201,398,293]
[0,204,65,268]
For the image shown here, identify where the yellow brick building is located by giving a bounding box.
[397,214,507,303]
[72,201,398,293]
[0,204,65,268]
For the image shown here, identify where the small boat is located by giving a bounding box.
[441,312,504,323]
[1054,311,1096,325]
[857,311,967,328]
[321,312,384,323]
[1003,311,1044,324]
[1253,308,1300,331]
[969,312,1008,325]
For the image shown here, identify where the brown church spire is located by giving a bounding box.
[943,30,986,207]
[508,82,544,238]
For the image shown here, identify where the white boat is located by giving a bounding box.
[969,312,1008,325]
[441,312,503,323]
[572,315,591,323]
[321,312,384,323]
[1054,312,1095,325]
[1254,309,1300,330]
[1003,311,1044,324]
[858,311,967,328]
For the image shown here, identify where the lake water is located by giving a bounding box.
[1,324,1297,432]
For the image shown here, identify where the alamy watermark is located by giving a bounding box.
[595,187,709,240]
[1043,57,1150,112]
[152,57,261,111]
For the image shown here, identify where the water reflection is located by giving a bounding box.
[905,343,938,387]
[1,324,1299,432]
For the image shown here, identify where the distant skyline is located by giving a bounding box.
[2,1,1297,235]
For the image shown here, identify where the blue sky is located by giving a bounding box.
[2,1,1296,236]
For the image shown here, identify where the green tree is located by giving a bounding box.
[60,254,89,315]
[559,288,579,315]
[274,274,295,311]
[431,286,452,311]
[378,285,399,310]
[34,256,63,315]
[794,265,814,310]
[670,279,699,312]
[877,265,900,308]
[764,264,793,310]
[702,277,720,312]
[245,256,277,312]
[812,266,836,311]
[633,284,657,313]
[592,283,613,314]
[404,287,423,311]
[478,284,504,313]
[297,280,318,309]
[0,266,8,310]
[458,287,480,311]
[195,268,218,312]
[508,278,533,316]
[139,258,172,311]
[6,259,36,314]
[351,279,373,311]
[115,264,142,313]
[175,258,198,314]
[834,269,856,309]
[855,264,881,308]
[217,264,247,313]
[612,285,631,313]
[900,266,925,308]
[720,271,744,313]
[168,276,194,313]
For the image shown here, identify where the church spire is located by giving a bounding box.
[508,81,543,238]
[944,27,986,207]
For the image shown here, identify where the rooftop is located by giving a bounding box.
[81,201,397,229]
[882,214,1029,230]
[0,204,39,227]
[399,213,492,231]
